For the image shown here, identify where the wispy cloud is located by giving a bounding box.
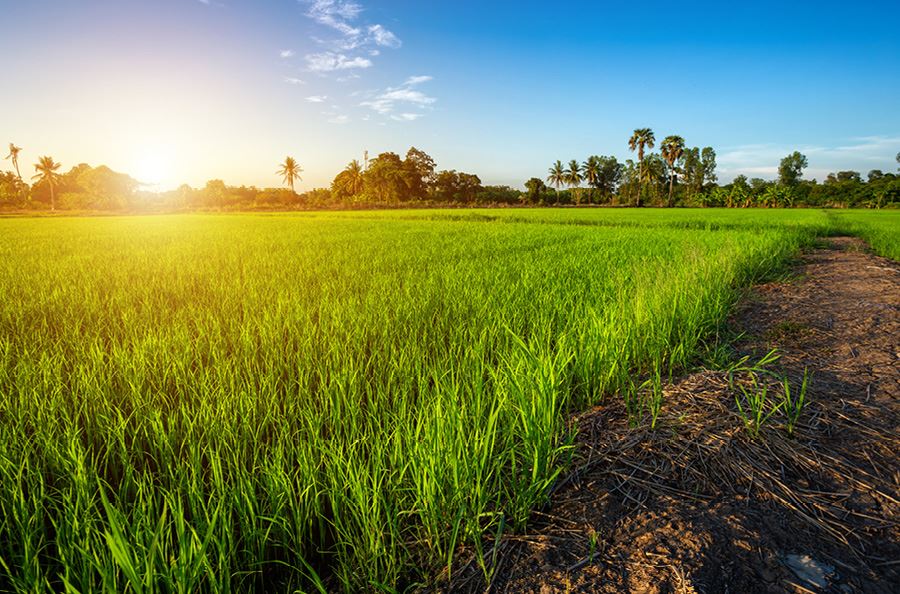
[360,75,436,118]
[306,95,328,103]
[717,136,900,181]
[280,49,295,58]
[403,75,432,86]
[367,24,400,48]
[283,76,305,85]
[327,114,350,124]
[305,52,372,72]
[302,0,401,73]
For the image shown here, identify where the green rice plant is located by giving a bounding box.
[0,208,893,592]
[734,374,782,439]
[780,369,811,438]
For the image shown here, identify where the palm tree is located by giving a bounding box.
[546,160,565,204]
[335,159,365,197]
[660,135,685,207]
[32,156,61,211]
[582,156,600,185]
[5,143,22,180]
[277,156,303,193]
[628,128,655,207]
[565,159,583,204]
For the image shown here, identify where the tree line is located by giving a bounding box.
[531,131,900,208]
[2,140,898,212]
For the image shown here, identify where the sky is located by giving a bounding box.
[2,0,899,191]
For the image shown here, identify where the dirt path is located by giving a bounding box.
[445,237,899,593]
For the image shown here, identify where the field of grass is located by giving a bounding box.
[0,209,896,592]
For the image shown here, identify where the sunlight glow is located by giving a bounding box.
[130,148,174,189]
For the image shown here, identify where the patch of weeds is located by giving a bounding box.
[734,375,782,439]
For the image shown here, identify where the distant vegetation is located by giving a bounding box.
[2,136,899,212]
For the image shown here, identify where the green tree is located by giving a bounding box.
[582,156,600,202]
[5,143,22,180]
[332,159,365,200]
[364,152,410,203]
[546,160,565,203]
[277,156,303,193]
[404,147,436,200]
[524,177,547,203]
[778,151,808,186]
[32,155,62,211]
[565,159,582,203]
[628,128,655,206]
[660,135,685,207]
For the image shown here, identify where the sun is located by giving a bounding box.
[130,148,174,189]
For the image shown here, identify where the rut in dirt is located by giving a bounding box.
[441,236,899,594]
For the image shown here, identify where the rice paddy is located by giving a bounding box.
[0,209,896,592]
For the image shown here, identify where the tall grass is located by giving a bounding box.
[0,210,890,592]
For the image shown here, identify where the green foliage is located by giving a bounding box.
[779,151,808,186]
[1,209,868,592]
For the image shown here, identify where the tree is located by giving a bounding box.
[582,156,600,202]
[404,147,436,200]
[331,159,365,200]
[565,159,582,203]
[32,156,61,211]
[587,155,623,201]
[778,151,808,186]
[5,143,22,180]
[628,128,655,207]
[524,177,547,203]
[277,156,302,193]
[77,165,137,209]
[546,160,565,203]
[700,147,717,187]
[364,152,410,203]
[660,135,685,207]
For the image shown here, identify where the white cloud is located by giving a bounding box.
[305,52,372,72]
[359,75,436,119]
[327,114,350,124]
[368,24,401,48]
[307,0,363,37]
[280,49,295,58]
[303,1,401,58]
[283,76,305,85]
[717,136,900,181]
[403,75,432,86]
[306,95,328,102]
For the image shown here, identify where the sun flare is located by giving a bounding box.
[130,149,174,188]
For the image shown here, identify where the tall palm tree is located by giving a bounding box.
[5,143,22,180]
[336,159,365,197]
[546,160,565,203]
[565,159,583,204]
[277,156,303,193]
[582,156,600,204]
[32,156,61,211]
[628,128,655,207]
[660,135,685,207]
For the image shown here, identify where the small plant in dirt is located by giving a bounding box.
[780,369,811,438]
[734,375,782,439]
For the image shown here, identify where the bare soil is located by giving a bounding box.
[440,237,899,593]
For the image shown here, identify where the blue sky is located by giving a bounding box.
[2,0,899,189]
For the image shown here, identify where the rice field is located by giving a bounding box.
[0,209,896,592]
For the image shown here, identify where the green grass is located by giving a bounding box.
[0,209,896,592]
